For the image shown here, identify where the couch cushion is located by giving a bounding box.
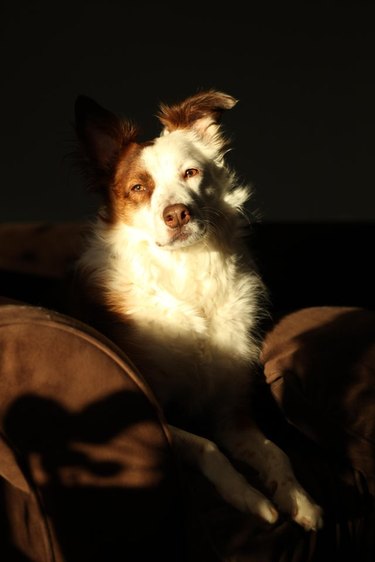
[0,302,181,562]
[0,222,85,278]
[261,306,375,490]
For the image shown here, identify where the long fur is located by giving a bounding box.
[73,90,323,530]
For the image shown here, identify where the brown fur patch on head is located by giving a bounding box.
[107,142,155,224]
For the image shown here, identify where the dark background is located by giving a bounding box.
[1,0,374,224]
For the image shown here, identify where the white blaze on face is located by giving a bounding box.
[139,130,211,249]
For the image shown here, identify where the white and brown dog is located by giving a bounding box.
[73,90,323,530]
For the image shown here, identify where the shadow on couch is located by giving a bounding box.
[2,391,179,562]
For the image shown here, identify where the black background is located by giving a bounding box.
[1,0,374,223]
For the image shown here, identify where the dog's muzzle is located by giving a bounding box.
[156,203,206,248]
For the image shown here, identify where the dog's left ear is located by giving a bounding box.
[75,95,138,176]
[157,90,238,153]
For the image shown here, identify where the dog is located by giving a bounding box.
[73,89,323,531]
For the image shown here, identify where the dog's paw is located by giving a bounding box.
[257,499,279,525]
[222,485,279,524]
[243,489,279,524]
[292,494,324,531]
[275,485,323,531]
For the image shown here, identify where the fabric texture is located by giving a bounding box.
[261,306,375,491]
[0,302,182,562]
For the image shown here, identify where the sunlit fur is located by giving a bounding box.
[74,91,323,530]
[76,91,266,411]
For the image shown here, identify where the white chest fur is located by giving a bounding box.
[82,225,263,370]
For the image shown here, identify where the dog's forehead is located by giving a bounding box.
[141,130,204,173]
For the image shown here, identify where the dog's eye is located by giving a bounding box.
[184,168,199,179]
[131,184,145,192]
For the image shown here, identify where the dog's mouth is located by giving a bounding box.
[156,224,207,249]
[170,230,191,243]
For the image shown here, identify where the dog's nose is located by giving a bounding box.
[163,204,191,228]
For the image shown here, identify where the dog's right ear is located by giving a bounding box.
[74,96,138,174]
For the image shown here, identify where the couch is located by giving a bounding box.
[0,220,374,562]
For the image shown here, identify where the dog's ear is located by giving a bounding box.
[74,96,138,175]
[157,90,238,153]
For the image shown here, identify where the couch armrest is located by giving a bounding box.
[0,303,181,562]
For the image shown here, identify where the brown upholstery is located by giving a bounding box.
[0,302,181,562]
[261,306,375,490]
[0,222,85,279]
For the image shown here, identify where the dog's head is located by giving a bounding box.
[75,90,252,250]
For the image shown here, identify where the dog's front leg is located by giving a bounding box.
[169,425,278,524]
[216,421,323,531]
